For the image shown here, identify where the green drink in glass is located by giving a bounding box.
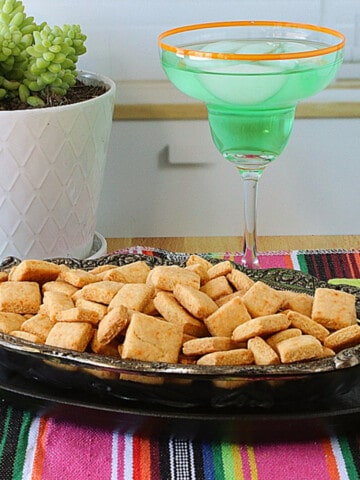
[158,21,345,268]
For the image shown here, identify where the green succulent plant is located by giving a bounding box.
[0,0,86,107]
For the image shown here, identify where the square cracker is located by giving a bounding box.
[0,281,41,314]
[232,313,290,343]
[204,296,251,337]
[226,269,255,294]
[280,291,313,317]
[248,336,280,365]
[200,276,233,300]
[173,284,218,319]
[46,321,94,352]
[311,288,357,330]
[0,312,25,333]
[10,330,42,343]
[286,310,329,342]
[105,261,150,283]
[81,281,124,305]
[153,291,208,337]
[42,281,79,297]
[75,298,107,321]
[324,324,360,352]
[97,305,129,344]
[207,261,233,280]
[182,336,235,356]
[243,281,283,318]
[122,312,183,364]
[197,349,254,366]
[55,307,102,325]
[42,290,74,322]
[276,335,323,363]
[108,283,154,312]
[186,254,212,271]
[8,260,61,284]
[21,313,55,342]
[58,269,99,288]
[149,265,200,292]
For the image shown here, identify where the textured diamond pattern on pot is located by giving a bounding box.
[0,75,115,259]
[25,196,49,233]
[0,152,22,192]
[0,199,21,236]
[7,174,35,213]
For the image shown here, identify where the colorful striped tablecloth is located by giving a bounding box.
[0,248,360,480]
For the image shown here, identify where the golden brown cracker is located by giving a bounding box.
[182,336,235,356]
[97,305,129,344]
[247,336,280,365]
[312,288,357,330]
[243,281,283,318]
[149,265,200,291]
[0,312,25,333]
[200,276,233,300]
[232,313,290,343]
[280,291,313,317]
[197,348,254,366]
[207,261,233,280]
[91,331,120,356]
[153,291,208,337]
[109,261,151,283]
[122,312,183,364]
[286,310,329,342]
[173,284,218,319]
[186,254,212,271]
[108,283,154,312]
[55,306,102,325]
[10,330,42,343]
[75,298,107,321]
[277,335,323,363]
[8,259,61,284]
[42,280,79,297]
[204,296,251,337]
[46,321,94,352]
[226,269,255,294]
[324,324,360,352]
[0,281,41,314]
[21,313,55,342]
[42,290,75,321]
[58,269,99,288]
[81,281,124,305]
[266,328,302,352]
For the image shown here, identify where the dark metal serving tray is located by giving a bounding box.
[0,251,359,431]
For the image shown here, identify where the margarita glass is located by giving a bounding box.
[158,21,345,268]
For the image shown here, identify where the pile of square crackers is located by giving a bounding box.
[0,255,359,385]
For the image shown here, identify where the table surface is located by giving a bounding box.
[106,235,360,253]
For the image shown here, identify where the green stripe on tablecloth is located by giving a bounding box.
[212,443,226,480]
[0,406,13,463]
[296,253,309,274]
[12,411,32,480]
[338,434,360,479]
[0,406,33,480]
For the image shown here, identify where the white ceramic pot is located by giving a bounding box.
[0,71,115,260]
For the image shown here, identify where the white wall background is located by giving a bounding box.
[24,1,360,238]
[24,0,360,80]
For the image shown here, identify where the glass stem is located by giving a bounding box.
[238,169,263,269]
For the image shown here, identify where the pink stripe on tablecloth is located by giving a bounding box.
[239,444,254,480]
[40,418,113,480]
[253,441,337,480]
[257,252,292,269]
[218,252,292,269]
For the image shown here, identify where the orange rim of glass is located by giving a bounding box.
[158,21,345,61]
